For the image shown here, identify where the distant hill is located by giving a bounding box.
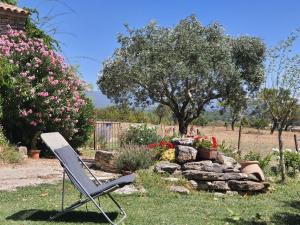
[85,91,113,108]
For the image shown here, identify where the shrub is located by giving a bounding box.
[0,127,21,164]
[121,124,161,146]
[116,145,156,172]
[244,151,272,170]
[273,148,300,175]
[217,140,238,159]
[0,27,94,148]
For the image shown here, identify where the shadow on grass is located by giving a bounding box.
[6,209,118,223]
[225,212,300,225]
[286,200,300,210]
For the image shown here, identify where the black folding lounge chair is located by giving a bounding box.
[40,132,135,225]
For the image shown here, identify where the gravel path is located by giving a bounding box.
[0,158,118,191]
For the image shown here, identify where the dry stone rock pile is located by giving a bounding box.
[154,138,270,193]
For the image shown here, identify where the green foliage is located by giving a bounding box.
[115,144,156,172]
[273,148,300,175]
[0,0,17,5]
[217,140,238,159]
[98,15,265,134]
[0,58,14,90]
[154,104,171,124]
[243,151,272,170]
[0,29,94,148]
[0,127,21,163]
[191,115,208,126]
[95,106,154,123]
[248,117,269,130]
[24,8,60,51]
[121,124,161,146]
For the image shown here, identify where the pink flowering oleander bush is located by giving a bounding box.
[0,26,94,148]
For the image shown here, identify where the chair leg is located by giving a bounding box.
[89,195,127,225]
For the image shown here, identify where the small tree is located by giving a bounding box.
[261,30,300,182]
[154,104,170,124]
[98,16,265,135]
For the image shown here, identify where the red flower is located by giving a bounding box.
[212,136,218,148]
[160,140,167,147]
[167,142,174,149]
[147,143,159,149]
[194,135,201,140]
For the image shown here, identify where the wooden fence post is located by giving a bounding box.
[237,124,242,158]
[294,134,299,152]
[93,125,96,150]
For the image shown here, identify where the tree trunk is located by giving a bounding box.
[231,119,236,131]
[158,116,162,125]
[270,120,277,134]
[178,120,188,136]
[278,128,286,183]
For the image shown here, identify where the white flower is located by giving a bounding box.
[272,148,279,153]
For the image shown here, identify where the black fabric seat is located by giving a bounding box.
[91,174,135,197]
[55,145,135,197]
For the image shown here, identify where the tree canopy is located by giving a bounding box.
[98,15,265,134]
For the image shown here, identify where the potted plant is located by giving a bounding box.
[30,131,42,159]
[193,135,218,160]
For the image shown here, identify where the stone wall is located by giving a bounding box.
[154,138,270,193]
[0,10,27,34]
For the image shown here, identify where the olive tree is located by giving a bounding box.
[261,30,300,182]
[98,16,265,134]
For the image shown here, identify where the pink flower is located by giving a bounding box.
[38,92,49,97]
[30,121,37,126]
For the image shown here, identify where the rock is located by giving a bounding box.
[182,161,223,173]
[169,185,190,194]
[182,170,249,181]
[189,180,198,189]
[216,154,241,171]
[208,181,230,191]
[162,177,179,182]
[154,161,181,174]
[175,145,198,164]
[94,150,119,173]
[222,173,249,180]
[226,191,239,196]
[228,180,266,191]
[214,192,226,197]
[183,170,221,181]
[114,184,146,195]
[17,146,28,156]
[172,138,194,146]
[192,181,229,191]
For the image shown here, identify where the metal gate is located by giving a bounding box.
[93,121,122,149]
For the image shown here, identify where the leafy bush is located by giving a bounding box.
[273,148,300,175]
[121,124,161,146]
[116,145,156,172]
[0,27,94,148]
[0,127,21,163]
[244,151,272,170]
[217,140,238,159]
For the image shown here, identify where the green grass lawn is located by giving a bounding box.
[0,171,299,225]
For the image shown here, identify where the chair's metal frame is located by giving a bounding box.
[47,146,127,225]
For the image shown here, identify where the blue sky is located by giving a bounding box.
[19,0,300,93]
